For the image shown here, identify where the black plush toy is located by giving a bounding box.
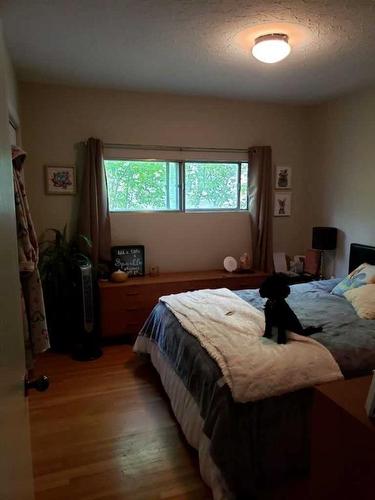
[259,273,323,344]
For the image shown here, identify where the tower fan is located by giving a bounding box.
[71,255,102,361]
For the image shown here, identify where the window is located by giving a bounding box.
[105,160,179,211]
[185,162,248,210]
[104,159,248,212]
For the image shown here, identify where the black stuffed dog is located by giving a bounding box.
[259,273,323,344]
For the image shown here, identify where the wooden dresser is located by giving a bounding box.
[98,270,268,339]
[310,376,375,500]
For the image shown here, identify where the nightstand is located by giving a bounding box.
[310,376,375,500]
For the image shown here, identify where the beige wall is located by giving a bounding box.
[309,87,375,277]
[20,82,311,272]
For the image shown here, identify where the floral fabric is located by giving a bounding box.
[12,145,50,369]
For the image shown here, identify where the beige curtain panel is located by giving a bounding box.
[248,146,273,273]
[78,138,112,265]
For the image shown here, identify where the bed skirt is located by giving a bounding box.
[135,336,232,500]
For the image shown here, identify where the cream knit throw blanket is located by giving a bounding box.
[160,288,343,403]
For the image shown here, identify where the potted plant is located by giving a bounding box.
[39,226,91,352]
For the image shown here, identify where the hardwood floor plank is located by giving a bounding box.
[29,346,211,500]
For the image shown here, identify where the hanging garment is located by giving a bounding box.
[12,145,50,368]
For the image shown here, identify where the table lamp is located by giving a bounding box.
[312,227,337,279]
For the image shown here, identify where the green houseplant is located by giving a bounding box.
[39,226,91,351]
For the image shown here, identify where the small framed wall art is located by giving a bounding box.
[274,191,291,217]
[275,166,292,189]
[45,165,76,195]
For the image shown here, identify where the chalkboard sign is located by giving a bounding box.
[111,245,145,276]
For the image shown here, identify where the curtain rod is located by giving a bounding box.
[103,142,248,154]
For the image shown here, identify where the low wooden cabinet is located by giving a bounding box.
[310,376,375,500]
[98,270,268,339]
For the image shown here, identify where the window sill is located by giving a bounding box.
[109,210,249,214]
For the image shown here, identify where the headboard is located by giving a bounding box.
[349,243,375,272]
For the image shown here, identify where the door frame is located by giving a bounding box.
[0,20,35,500]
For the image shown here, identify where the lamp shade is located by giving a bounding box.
[312,227,337,250]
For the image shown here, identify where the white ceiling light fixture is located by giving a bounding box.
[252,33,291,64]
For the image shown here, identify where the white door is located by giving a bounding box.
[0,23,35,500]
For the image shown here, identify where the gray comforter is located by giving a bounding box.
[136,279,375,498]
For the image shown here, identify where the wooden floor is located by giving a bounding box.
[30,346,310,500]
[29,345,211,500]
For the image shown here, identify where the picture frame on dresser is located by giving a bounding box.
[111,245,145,276]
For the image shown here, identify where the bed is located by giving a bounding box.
[133,244,375,499]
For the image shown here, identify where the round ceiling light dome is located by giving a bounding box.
[252,33,291,64]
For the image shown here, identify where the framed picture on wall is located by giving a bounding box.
[45,165,76,195]
[274,191,291,217]
[275,166,292,189]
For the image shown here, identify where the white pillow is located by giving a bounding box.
[344,284,375,320]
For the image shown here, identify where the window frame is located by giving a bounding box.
[183,160,247,212]
[104,158,182,213]
[104,158,249,213]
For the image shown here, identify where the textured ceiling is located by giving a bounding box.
[1,0,375,102]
